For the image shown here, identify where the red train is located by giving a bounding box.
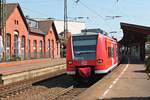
[66,29,118,81]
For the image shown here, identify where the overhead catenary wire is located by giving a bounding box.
[74,0,113,32]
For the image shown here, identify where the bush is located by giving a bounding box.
[11,55,21,61]
[60,49,66,58]
[145,57,150,72]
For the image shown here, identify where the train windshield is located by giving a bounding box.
[73,35,97,60]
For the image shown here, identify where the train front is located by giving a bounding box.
[66,34,97,79]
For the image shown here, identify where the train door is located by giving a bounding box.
[114,44,117,64]
[107,40,114,68]
[111,43,114,65]
[6,33,11,61]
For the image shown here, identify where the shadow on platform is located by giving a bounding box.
[101,97,150,100]
[134,70,147,73]
[121,56,144,64]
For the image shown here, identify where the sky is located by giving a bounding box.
[6,0,150,40]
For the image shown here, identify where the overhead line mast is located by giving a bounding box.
[64,0,68,39]
[0,0,6,61]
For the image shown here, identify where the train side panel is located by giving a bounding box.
[66,37,74,75]
[95,34,107,73]
[95,35,118,74]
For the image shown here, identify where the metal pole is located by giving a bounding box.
[0,0,6,61]
[0,0,2,36]
[64,0,68,39]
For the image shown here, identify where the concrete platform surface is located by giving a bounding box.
[0,58,65,75]
[0,58,66,85]
[75,59,150,100]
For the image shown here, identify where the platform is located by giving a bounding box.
[75,58,150,100]
[0,58,66,85]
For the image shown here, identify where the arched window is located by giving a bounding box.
[6,34,11,48]
[14,34,18,57]
[33,40,37,58]
[52,40,54,58]
[21,36,25,48]
[28,39,31,58]
[57,42,59,55]
[6,33,11,61]
[21,36,26,59]
[48,39,51,57]
[39,40,43,57]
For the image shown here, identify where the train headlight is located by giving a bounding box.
[68,60,73,64]
[97,59,103,64]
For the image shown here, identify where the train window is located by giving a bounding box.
[108,47,114,58]
[73,35,97,60]
[73,39,96,46]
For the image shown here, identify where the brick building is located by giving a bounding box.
[5,3,29,61]
[1,3,60,62]
[27,18,60,59]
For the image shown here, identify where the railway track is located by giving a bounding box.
[1,72,98,100]
[53,84,88,100]
[0,67,65,99]
[33,74,98,100]
[1,62,123,100]
[0,80,32,98]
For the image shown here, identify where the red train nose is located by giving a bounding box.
[78,67,91,78]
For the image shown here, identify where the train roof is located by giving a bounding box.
[72,32,98,36]
[72,28,117,42]
[72,28,108,36]
[81,28,108,35]
[72,32,116,41]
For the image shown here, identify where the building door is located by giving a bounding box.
[6,34,11,61]
[52,40,54,58]
[21,36,25,60]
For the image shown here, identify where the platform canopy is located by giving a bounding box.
[119,22,150,60]
[119,22,150,46]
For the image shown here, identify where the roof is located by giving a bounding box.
[38,20,59,40]
[119,22,149,45]
[29,27,45,35]
[6,3,29,30]
[38,20,53,33]
[121,22,150,35]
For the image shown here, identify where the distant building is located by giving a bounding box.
[54,20,86,35]
[26,18,60,59]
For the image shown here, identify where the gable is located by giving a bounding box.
[6,3,28,30]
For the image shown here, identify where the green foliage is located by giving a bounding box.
[145,35,150,42]
[10,55,21,61]
[60,49,66,58]
[145,57,150,72]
